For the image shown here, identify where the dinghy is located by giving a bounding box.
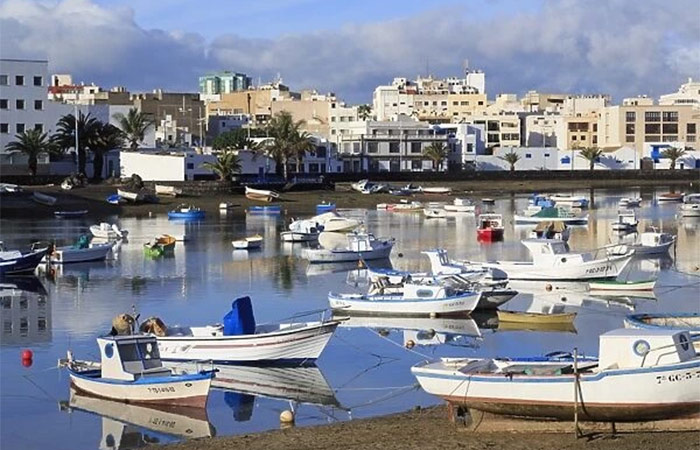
[168,204,205,220]
[497,310,577,325]
[106,194,123,205]
[155,184,182,197]
[311,211,362,232]
[144,235,176,258]
[59,334,215,408]
[680,193,700,217]
[589,279,656,291]
[423,208,447,219]
[304,231,394,263]
[281,218,322,242]
[606,231,676,256]
[412,328,700,421]
[444,198,476,213]
[32,191,57,206]
[54,210,88,218]
[421,186,452,195]
[476,214,504,242]
[50,239,114,264]
[117,189,143,202]
[245,186,279,202]
[658,192,684,203]
[141,297,339,363]
[89,223,128,240]
[316,202,336,214]
[232,235,263,250]
[389,201,423,213]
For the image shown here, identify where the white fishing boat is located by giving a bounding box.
[611,209,638,232]
[421,186,452,195]
[141,297,339,363]
[529,221,570,242]
[515,207,588,225]
[117,189,143,202]
[245,186,280,202]
[607,231,676,256]
[155,184,182,197]
[658,192,684,203]
[231,234,263,250]
[619,197,642,208]
[680,193,700,217]
[477,239,633,281]
[89,223,128,240]
[32,191,57,206]
[548,194,589,208]
[444,198,476,213]
[423,208,447,219]
[312,211,362,232]
[50,241,114,264]
[59,334,215,408]
[281,218,321,242]
[389,201,423,213]
[329,281,482,316]
[412,328,700,421]
[624,313,700,336]
[304,231,394,263]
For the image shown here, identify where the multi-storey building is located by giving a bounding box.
[659,78,700,108]
[199,71,252,95]
[131,90,205,146]
[520,91,568,112]
[206,82,296,127]
[524,113,563,148]
[47,74,131,105]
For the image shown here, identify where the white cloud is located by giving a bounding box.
[1,0,698,103]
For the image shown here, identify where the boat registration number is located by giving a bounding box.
[656,370,700,384]
[585,266,612,275]
[147,386,176,394]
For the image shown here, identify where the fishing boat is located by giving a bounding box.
[421,248,508,282]
[548,194,589,208]
[304,231,394,263]
[529,221,570,242]
[144,235,176,258]
[351,179,388,194]
[245,186,279,202]
[421,186,452,195]
[589,279,656,291]
[680,193,700,217]
[155,184,182,197]
[50,239,114,264]
[168,204,205,220]
[32,191,57,206]
[106,194,123,205]
[281,218,322,242]
[140,297,339,363]
[607,231,676,256]
[478,239,634,281]
[329,281,482,316]
[497,310,577,325]
[476,213,504,242]
[89,223,128,240]
[515,207,588,225]
[232,235,263,250]
[248,205,281,214]
[312,211,362,232]
[412,328,700,421]
[423,208,447,219]
[619,197,642,208]
[316,202,336,214]
[658,192,684,203]
[611,209,638,232]
[59,334,215,408]
[54,210,88,218]
[444,198,476,213]
[0,243,50,275]
[624,313,700,336]
[117,189,143,202]
[389,201,423,213]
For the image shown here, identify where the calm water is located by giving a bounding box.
[1,187,699,450]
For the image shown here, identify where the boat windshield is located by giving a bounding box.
[118,341,161,368]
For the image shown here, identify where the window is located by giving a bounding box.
[0,123,8,133]
[626,124,635,134]
[0,99,7,109]
[525,153,532,159]
[644,135,660,142]
[572,136,577,141]
[593,124,598,132]
[441,101,447,106]
[644,111,661,122]
[478,101,484,105]
[452,101,458,106]
[625,111,636,122]
[16,123,25,133]
[411,160,422,170]
[662,111,678,122]
[461,101,468,106]
[688,135,696,142]
[389,142,400,153]
[592,136,597,144]
[15,75,24,86]
[316,146,327,158]
[16,99,24,110]
[353,142,361,153]
[466,143,473,153]
[662,135,678,142]
[687,123,696,134]
[34,100,43,110]
[186,163,194,170]
[0,75,8,85]
[367,142,378,154]
[644,123,661,134]
[662,123,678,134]
[33,76,42,86]
[581,135,587,141]
[410,142,422,154]
[544,153,550,157]
[34,124,43,132]
[626,135,635,143]
[308,163,319,173]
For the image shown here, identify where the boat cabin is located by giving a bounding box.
[97,335,170,381]
[598,329,696,370]
[521,239,581,265]
[478,214,503,230]
[422,249,462,275]
[401,282,454,300]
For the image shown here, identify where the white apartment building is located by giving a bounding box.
[524,113,564,148]
[562,95,610,116]
[659,78,700,108]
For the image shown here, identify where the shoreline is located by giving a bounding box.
[159,405,700,450]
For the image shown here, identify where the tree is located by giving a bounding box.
[498,150,521,172]
[290,130,316,174]
[200,151,242,182]
[89,122,124,180]
[423,142,448,171]
[357,104,372,121]
[578,146,603,171]
[661,146,687,171]
[55,111,100,175]
[5,129,59,176]
[212,128,263,152]
[113,107,154,151]
[264,111,307,180]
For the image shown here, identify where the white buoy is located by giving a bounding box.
[429,312,437,318]
[280,410,295,424]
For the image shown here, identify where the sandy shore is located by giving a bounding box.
[159,406,700,450]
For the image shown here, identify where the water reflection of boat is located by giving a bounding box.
[62,388,215,441]
[0,275,47,295]
[335,314,482,340]
[306,258,392,276]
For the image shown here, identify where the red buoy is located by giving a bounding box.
[21,349,33,360]
[21,358,33,368]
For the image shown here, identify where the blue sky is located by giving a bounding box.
[1,0,698,103]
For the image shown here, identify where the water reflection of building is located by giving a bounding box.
[0,277,51,345]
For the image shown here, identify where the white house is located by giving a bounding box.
[120,149,217,181]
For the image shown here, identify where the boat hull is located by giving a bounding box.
[280,231,318,242]
[482,254,631,281]
[305,243,393,263]
[444,205,475,213]
[0,248,48,274]
[50,243,113,264]
[589,280,655,291]
[329,292,481,316]
[514,215,588,225]
[156,322,338,363]
[168,211,205,220]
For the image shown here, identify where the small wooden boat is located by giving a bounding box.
[117,189,143,202]
[32,191,57,206]
[304,231,394,263]
[589,279,656,291]
[168,204,205,220]
[497,310,577,324]
[316,202,336,214]
[444,198,476,213]
[245,186,280,202]
[423,208,447,219]
[50,240,114,264]
[477,213,504,242]
[155,184,182,197]
[59,334,215,408]
[0,243,50,275]
[144,235,176,257]
[54,210,88,218]
[619,197,642,208]
[142,297,339,363]
[412,328,700,421]
[232,235,263,250]
[680,193,700,217]
[421,186,452,195]
[248,205,281,214]
[90,223,128,240]
[658,192,684,203]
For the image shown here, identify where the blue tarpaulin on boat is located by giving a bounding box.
[223,296,256,336]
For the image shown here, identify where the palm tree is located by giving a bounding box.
[578,146,604,171]
[357,104,372,121]
[661,146,687,170]
[212,128,261,152]
[423,142,448,171]
[265,111,307,180]
[89,122,124,180]
[290,131,316,174]
[200,151,242,182]
[55,111,100,175]
[113,107,154,151]
[498,150,521,172]
[5,129,58,176]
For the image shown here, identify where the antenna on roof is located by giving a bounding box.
[463,58,469,74]
[426,57,430,78]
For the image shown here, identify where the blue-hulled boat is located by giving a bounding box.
[0,243,49,275]
[316,203,336,214]
[168,204,205,220]
[248,205,281,214]
[106,194,123,205]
